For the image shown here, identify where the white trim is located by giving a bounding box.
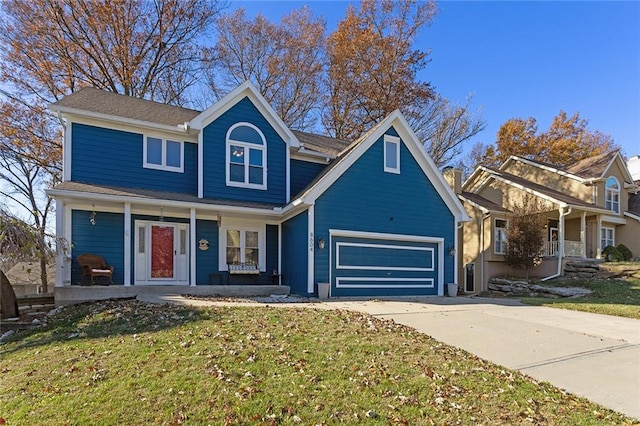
[624,211,640,222]
[277,223,282,284]
[286,143,291,203]
[198,130,203,198]
[50,106,193,137]
[64,204,72,285]
[600,226,615,250]
[143,135,184,173]
[134,220,190,285]
[307,205,315,293]
[225,122,267,190]
[335,242,434,271]
[190,208,197,286]
[124,203,131,286]
[383,134,401,174]
[55,199,65,287]
[189,81,300,148]
[296,110,469,222]
[494,218,508,255]
[218,218,266,272]
[336,277,435,289]
[330,229,444,244]
[63,120,72,181]
[605,176,620,214]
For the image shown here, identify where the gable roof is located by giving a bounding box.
[460,192,510,214]
[480,167,609,211]
[565,150,619,179]
[50,87,200,127]
[49,84,354,157]
[286,110,470,222]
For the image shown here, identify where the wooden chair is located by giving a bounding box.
[77,254,113,285]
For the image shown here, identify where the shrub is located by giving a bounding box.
[616,244,633,261]
[602,245,622,262]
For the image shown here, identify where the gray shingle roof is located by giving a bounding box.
[51,87,201,127]
[486,168,608,209]
[564,150,619,179]
[52,87,350,157]
[52,181,281,210]
[460,192,510,213]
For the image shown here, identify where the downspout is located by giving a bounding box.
[541,206,572,281]
[480,213,489,292]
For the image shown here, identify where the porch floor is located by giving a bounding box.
[54,284,290,306]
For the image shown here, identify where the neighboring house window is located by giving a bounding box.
[143,136,183,172]
[494,219,508,254]
[601,227,614,250]
[605,177,619,213]
[383,135,400,174]
[226,123,267,190]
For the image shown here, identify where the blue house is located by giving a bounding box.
[48,82,469,300]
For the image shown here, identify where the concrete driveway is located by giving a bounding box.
[143,294,640,419]
[320,296,640,420]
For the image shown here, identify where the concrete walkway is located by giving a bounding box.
[140,294,640,419]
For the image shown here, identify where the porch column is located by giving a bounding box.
[55,199,66,287]
[190,208,197,286]
[124,203,131,286]
[558,207,565,260]
[277,223,282,285]
[580,211,586,258]
[596,215,602,259]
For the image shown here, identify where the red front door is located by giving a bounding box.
[151,225,175,279]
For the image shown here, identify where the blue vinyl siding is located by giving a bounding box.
[266,225,279,275]
[195,219,219,285]
[281,211,308,294]
[71,210,124,285]
[202,97,287,204]
[313,127,455,296]
[71,123,197,194]
[290,159,326,197]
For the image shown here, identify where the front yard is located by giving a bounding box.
[1,299,635,424]
[519,274,640,319]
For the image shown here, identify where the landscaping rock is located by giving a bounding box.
[488,278,592,298]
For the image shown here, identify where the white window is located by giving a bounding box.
[143,136,183,172]
[226,123,267,190]
[601,227,615,250]
[219,223,266,272]
[494,219,508,255]
[605,176,619,214]
[383,135,400,174]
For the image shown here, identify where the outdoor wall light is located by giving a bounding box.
[317,237,325,250]
[448,246,456,257]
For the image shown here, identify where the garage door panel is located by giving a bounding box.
[336,242,433,270]
[330,233,441,297]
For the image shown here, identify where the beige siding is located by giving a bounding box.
[616,219,640,258]
[504,161,592,202]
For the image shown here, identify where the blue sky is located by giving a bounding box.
[233,1,640,158]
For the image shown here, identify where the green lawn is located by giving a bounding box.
[1,299,635,425]
[520,276,640,319]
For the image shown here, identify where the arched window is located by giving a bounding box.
[225,123,267,190]
[605,176,619,213]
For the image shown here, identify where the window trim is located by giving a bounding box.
[218,223,266,272]
[600,226,615,250]
[604,176,620,214]
[143,135,184,173]
[383,135,401,174]
[494,218,508,255]
[225,122,267,190]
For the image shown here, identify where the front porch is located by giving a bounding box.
[544,240,585,257]
[54,284,290,306]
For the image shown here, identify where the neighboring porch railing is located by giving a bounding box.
[544,240,584,257]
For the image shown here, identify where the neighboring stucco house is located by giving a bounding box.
[47,82,468,302]
[451,151,640,293]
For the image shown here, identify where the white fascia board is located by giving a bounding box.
[458,194,490,214]
[46,188,282,218]
[50,106,193,139]
[601,214,627,225]
[293,147,335,162]
[300,110,470,222]
[624,211,640,222]
[461,167,490,192]
[502,156,587,182]
[290,152,332,164]
[189,81,300,148]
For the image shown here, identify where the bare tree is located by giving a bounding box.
[0,0,223,105]
[505,196,546,279]
[207,7,326,130]
[324,0,437,140]
[406,94,485,167]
